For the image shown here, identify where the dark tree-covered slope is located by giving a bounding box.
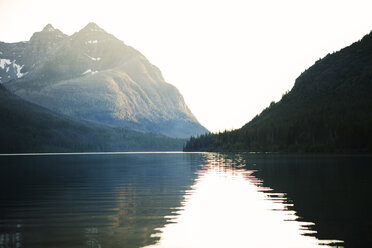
[0,85,184,153]
[184,31,372,153]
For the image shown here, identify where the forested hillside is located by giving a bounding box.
[184,31,372,153]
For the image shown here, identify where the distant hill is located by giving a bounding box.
[0,85,184,153]
[184,31,372,153]
[0,23,207,138]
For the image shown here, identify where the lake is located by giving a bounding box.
[0,153,371,248]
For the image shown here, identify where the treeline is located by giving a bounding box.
[184,31,372,153]
[184,110,372,153]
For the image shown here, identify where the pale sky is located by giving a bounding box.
[1,0,372,132]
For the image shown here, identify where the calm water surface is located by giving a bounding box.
[0,153,371,248]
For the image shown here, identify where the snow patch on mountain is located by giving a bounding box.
[86,40,98,44]
[0,59,26,82]
[82,69,98,75]
[85,54,101,61]
[0,59,11,69]
[14,64,25,77]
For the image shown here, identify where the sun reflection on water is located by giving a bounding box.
[145,153,342,248]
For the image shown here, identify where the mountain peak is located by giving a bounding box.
[29,24,66,43]
[42,24,56,32]
[81,22,105,32]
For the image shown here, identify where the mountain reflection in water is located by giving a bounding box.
[0,153,201,248]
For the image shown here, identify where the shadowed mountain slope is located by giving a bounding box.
[0,85,184,153]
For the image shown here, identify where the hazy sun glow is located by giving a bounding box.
[1,0,372,131]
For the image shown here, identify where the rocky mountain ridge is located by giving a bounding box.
[1,23,207,138]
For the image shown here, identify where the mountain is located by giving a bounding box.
[0,84,185,153]
[184,31,372,153]
[0,23,207,138]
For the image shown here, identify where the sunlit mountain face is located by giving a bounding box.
[0,23,207,138]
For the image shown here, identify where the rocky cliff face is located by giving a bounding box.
[1,23,207,138]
